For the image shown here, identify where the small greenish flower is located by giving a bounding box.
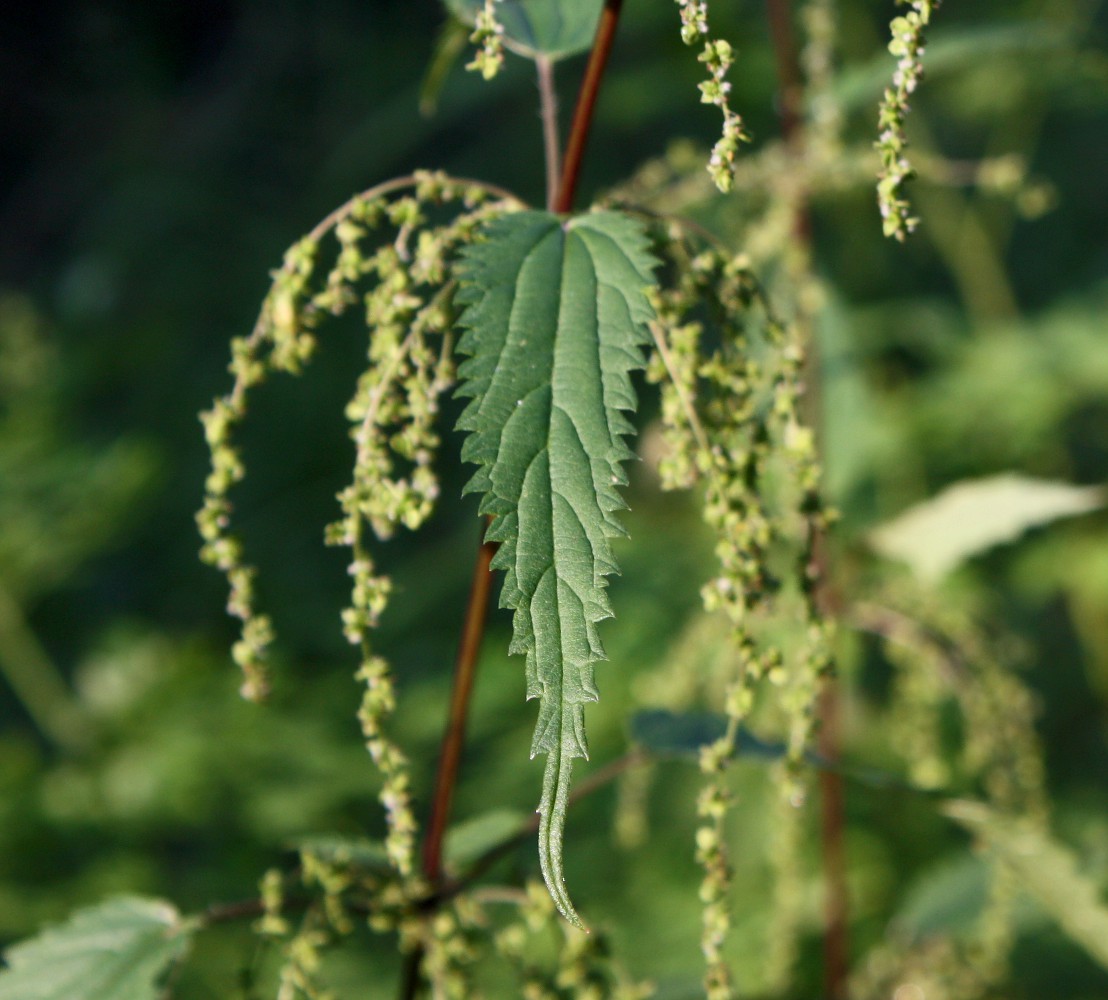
[875,1,941,239]
[674,1,749,192]
[466,0,505,80]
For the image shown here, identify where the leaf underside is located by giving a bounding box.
[455,209,657,925]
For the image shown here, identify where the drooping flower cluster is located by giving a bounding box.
[876,0,942,239]
[673,1,750,193]
[198,171,520,881]
[646,232,831,997]
[466,0,506,80]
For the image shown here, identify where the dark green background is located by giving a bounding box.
[2,1,1107,996]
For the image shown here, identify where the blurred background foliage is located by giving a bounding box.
[1,0,1107,997]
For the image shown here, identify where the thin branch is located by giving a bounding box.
[202,897,269,925]
[0,582,91,751]
[302,176,523,249]
[537,56,562,211]
[648,320,711,459]
[852,601,969,687]
[555,0,625,213]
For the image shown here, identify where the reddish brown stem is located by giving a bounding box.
[764,0,850,996]
[422,528,497,884]
[555,0,625,213]
[765,0,804,148]
[399,527,496,1000]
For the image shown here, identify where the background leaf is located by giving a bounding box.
[455,209,656,925]
[869,474,1105,582]
[944,801,1108,970]
[444,809,529,869]
[629,709,790,763]
[297,835,392,874]
[0,897,193,1000]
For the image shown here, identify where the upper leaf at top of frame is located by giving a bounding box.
[444,0,603,61]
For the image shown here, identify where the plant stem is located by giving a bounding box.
[765,0,803,149]
[537,56,562,211]
[555,0,625,213]
[763,0,849,996]
[421,529,498,885]
[398,527,495,1000]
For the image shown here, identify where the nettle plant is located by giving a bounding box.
[198,0,834,968]
[12,2,1108,999]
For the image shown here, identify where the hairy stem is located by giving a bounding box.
[397,529,496,1000]
[763,0,849,995]
[537,56,562,211]
[555,0,625,213]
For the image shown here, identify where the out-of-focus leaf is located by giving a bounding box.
[945,800,1108,970]
[444,0,602,61]
[297,835,392,873]
[0,897,193,1000]
[630,709,725,759]
[421,19,471,116]
[444,809,529,869]
[895,853,990,937]
[630,710,791,762]
[869,474,1105,582]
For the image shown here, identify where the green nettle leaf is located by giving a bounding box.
[0,897,193,1000]
[445,0,603,61]
[455,209,658,926]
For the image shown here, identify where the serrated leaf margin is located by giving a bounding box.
[0,896,192,1000]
